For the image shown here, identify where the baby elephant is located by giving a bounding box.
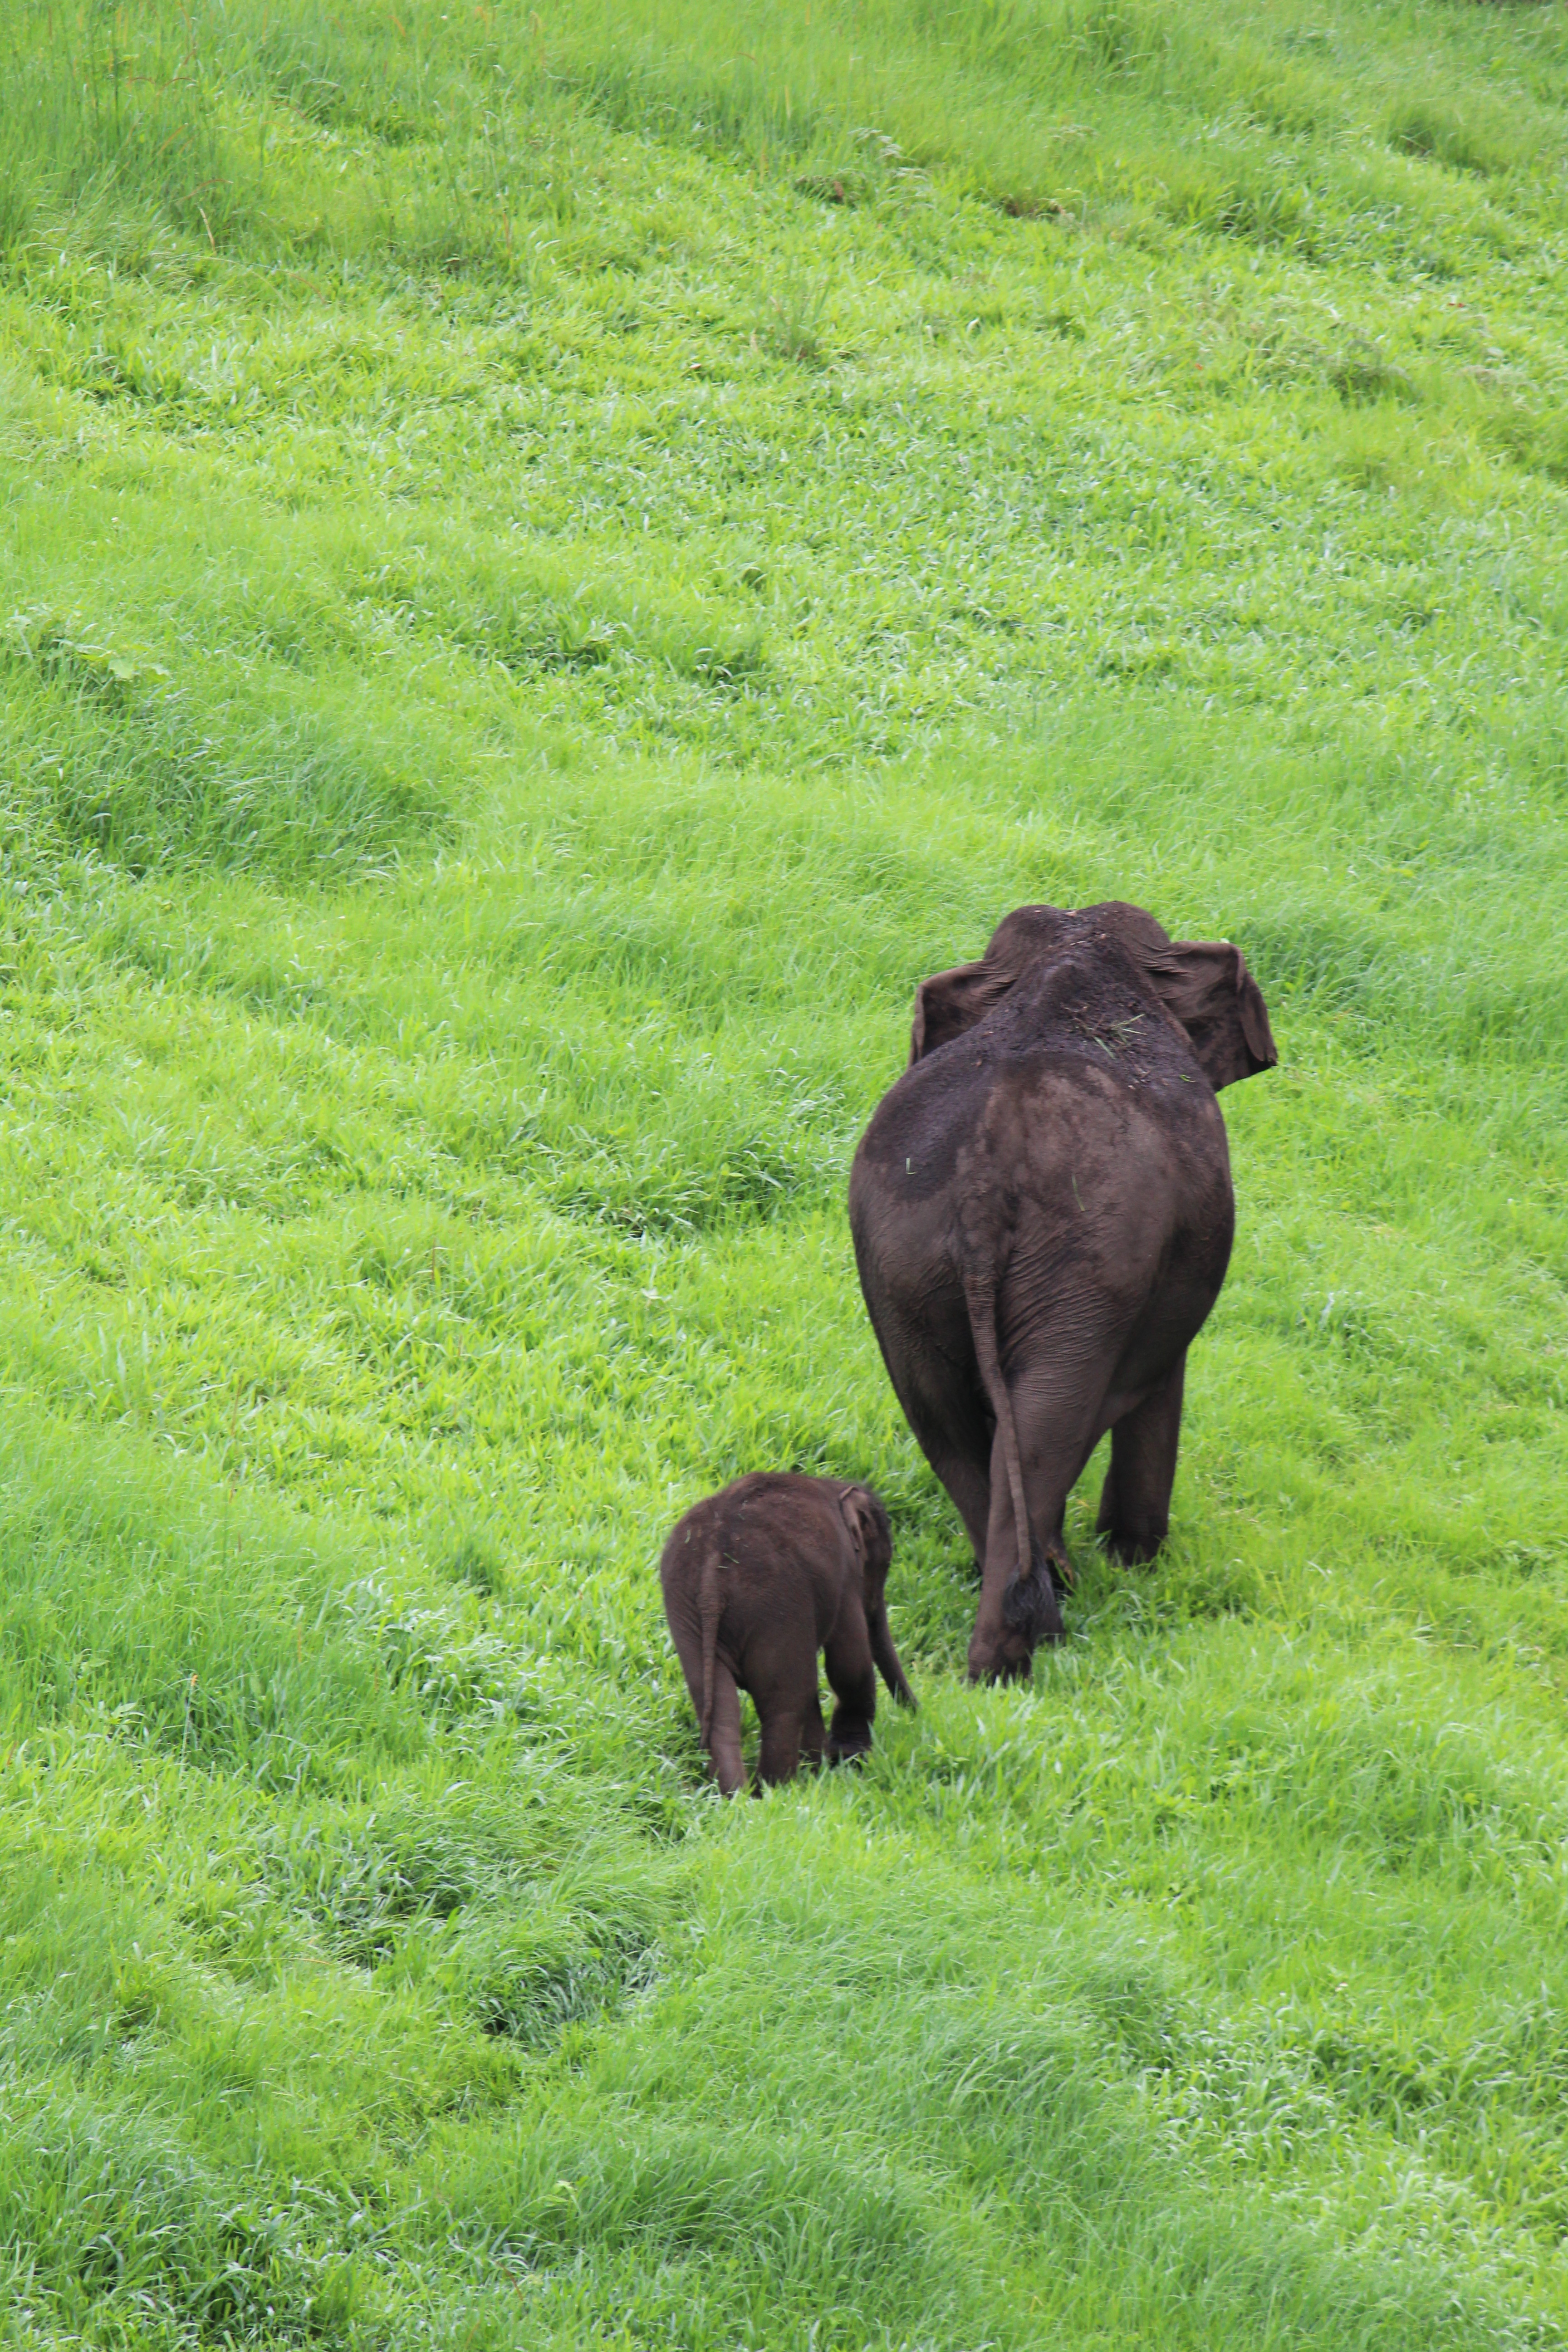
[661,1472,916,1795]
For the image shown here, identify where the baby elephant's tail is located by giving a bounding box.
[695,1541,745,1796]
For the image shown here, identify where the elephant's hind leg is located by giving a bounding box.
[892,1364,993,1575]
[750,1624,825,1788]
[871,1309,993,1573]
[757,1689,825,1787]
[925,1443,993,1583]
[968,1357,1119,1680]
[1096,1354,1186,1563]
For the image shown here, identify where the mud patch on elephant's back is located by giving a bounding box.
[1001,1055,1163,1207]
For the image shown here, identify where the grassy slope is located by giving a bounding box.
[3,0,1568,2343]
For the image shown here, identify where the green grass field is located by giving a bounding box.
[3,0,1568,2342]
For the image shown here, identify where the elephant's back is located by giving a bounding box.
[853,1045,1231,1308]
[852,1046,996,1204]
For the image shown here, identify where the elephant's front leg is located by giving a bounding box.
[824,1602,878,1762]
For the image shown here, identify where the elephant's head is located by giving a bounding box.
[908,899,1277,1092]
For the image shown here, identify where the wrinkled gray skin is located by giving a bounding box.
[849,901,1277,1683]
[661,1472,916,1795]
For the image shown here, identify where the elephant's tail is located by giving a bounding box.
[965,1265,1063,1641]
[965,1265,1031,1589]
[698,1540,725,1750]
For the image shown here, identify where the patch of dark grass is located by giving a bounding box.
[2,612,449,879]
[0,15,259,254]
[1481,401,1568,484]
[445,1533,507,1597]
[1162,159,1321,253]
[554,1140,807,1236]
[564,54,825,164]
[1322,337,1419,404]
[1383,96,1519,177]
[1065,0,1174,81]
[460,1895,665,2046]
[356,546,767,694]
[251,22,441,146]
[0,162,36,258]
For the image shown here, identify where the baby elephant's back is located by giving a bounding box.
[662,1471,854,1646]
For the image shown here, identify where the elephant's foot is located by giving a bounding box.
[970,1543,1069,1681]
[966,1626,1034,1684]
[1098,1522,1166,1566]
[828,1710,873,1765]
[1001,1553,1067,1646]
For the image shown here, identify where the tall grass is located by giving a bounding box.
[2,0,1568,2342]
[5,0,1565,279]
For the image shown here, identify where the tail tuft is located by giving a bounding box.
[1003,1548,1065,1645]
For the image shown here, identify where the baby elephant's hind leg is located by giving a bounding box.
[757,1688,826,1787]
[824,1601,878,1764]
[752,1619,828,1788]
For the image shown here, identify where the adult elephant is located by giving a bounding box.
[848,900,1276,1681]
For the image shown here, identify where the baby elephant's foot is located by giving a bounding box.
[828,1710,873,1765]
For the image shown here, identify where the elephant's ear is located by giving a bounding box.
[909,960,1014,1064]
[838,1485,892,1579]
[1142,940,1278,1091]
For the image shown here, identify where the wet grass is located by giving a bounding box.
[2,0,1568,2344]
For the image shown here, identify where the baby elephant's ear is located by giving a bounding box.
[909,960,1014,1063]
[1144,940,1278,1091]
[838,1484,891,1575]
